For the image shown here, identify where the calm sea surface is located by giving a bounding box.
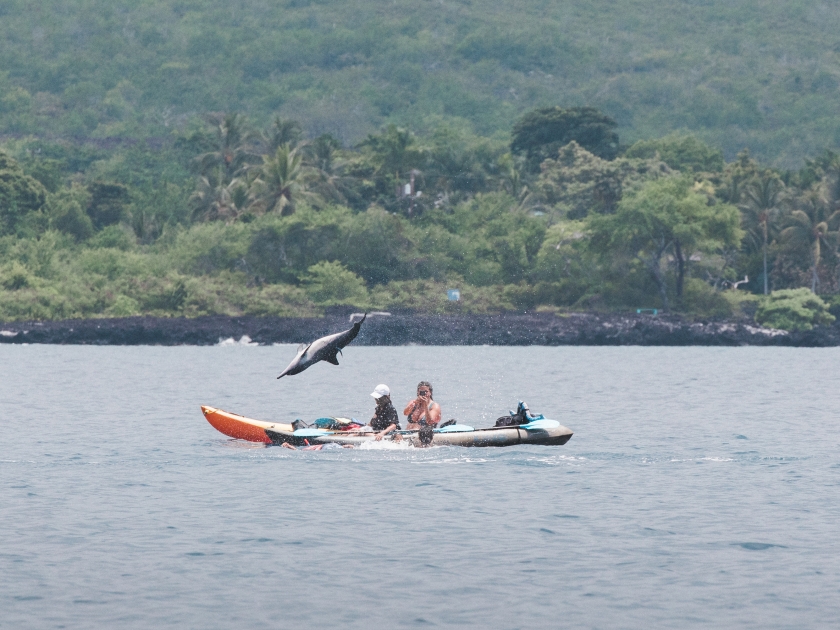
[1,344,839,629]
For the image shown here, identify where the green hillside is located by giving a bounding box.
[2,0,840,328]
[2,0,840,165]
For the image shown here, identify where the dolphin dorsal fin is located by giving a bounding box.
[324,352,340,366]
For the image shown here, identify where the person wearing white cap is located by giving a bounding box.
[369,384,401,441]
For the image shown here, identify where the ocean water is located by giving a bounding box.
[1,344,839,629]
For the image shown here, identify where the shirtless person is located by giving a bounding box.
[404,381,441,430]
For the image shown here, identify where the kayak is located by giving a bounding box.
[201,406,293,444]
[201,406,573,448]
[266,421,573,447]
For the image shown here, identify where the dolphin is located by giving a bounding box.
[277,314,366,378]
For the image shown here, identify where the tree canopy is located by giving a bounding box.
[532,141,670,218]
[624,134,725,174]
[590,177,741,309]
[1,109,840,324]
[0,150,48,236]
[511,107,620,170]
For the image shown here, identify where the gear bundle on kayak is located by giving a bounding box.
[200,405,573,448]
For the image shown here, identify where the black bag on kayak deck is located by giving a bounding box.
[494,416,521,427]
[494,401,532,427]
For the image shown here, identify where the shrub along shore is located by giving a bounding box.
[2,312,839,347]
[2,107,840,335]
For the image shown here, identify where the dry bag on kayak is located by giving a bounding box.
[495,401,537,427]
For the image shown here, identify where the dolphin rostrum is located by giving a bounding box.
[276,314,366,378]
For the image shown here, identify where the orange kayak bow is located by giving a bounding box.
[201,406,293,444]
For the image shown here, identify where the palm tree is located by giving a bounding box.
[496,153,544,215]
[816,153,840,290]
[718,149,760,204]
[780,192,840,292]
[194,113,256,181]
[740,173,784,294]
[359,125,424,203]
[362,125,416,178]
[264,117,303,154]
[817,151,840,212]
[189,167,248,222]
[308,133,341,173]
[304,134,351,205]
[249,144,313,216]
[498,153,525,198]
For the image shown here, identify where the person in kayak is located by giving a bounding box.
[404,381,441,430]
[416,425,434,448]
[370,383,402,441]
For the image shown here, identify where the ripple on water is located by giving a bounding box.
[2,344,838,629]
[733,543,789,551]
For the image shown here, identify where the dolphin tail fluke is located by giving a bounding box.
[341,313,366,347]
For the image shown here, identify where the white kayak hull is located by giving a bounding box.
[265,423,573,448]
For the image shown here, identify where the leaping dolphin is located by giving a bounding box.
[276,314,366,378]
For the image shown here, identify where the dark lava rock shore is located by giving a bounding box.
[2,312,839,346]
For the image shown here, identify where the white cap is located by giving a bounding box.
[370,384,390,399]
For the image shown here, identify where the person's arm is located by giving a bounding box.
[388,406,402,441]
[374,423,397,441]
[403,399,417,416]
[406,398,429,424]
[427,402,442,426]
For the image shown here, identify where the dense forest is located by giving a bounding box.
[3,0,840,165]
[1,0,840,330]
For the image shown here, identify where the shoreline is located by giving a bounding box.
[2,312,839,346]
